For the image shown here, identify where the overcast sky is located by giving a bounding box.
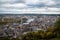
[0,0,60,14]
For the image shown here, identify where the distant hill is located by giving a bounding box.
[0,14,60,17]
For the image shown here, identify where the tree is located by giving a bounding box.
[54,17,60,37]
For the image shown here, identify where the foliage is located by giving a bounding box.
[0,22,8,25]
[0,37,20,40]
[21,17,60,40]
[54,17,60,37]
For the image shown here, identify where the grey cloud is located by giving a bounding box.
[0,0,60,8]
[0,0,25,4]
[27,3,46,8]
[53,0,60,4]
[26,0,60,8]
[52,0,60,7]
[0,0,60,14]
[27,3,60,8]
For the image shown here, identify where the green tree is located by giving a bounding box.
[54,17,60,37]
